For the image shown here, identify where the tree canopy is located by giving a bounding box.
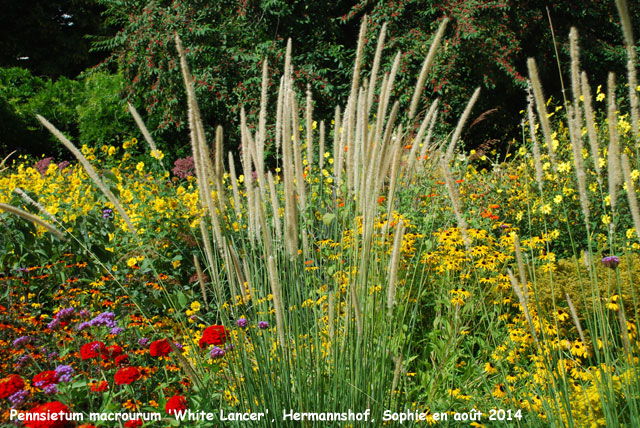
[1,0,638,159]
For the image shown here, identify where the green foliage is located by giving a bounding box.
[0,67,135,156]
[342,0,640,151]
[76,72,131,146]
[0,67,61,155]
[532,253,640,316]
[92,0,358,157]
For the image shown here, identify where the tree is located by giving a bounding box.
[0,0,113,78]
[342,0,639,152]
[93,0,358,157]
[93,0,640,159]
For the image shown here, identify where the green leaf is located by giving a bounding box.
[177,291,188,308]
[322,213,335,226]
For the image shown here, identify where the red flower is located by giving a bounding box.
[115,354,130,366]
[198,325,228,348]
[25,401,71,428]
[124,420,143,428]
[0,374,24,399]
[90,381,109,393]
[33,371,59,388]
[102,345,124,360]
[80,341,106,360]
[149,339,172,357]
[165,395,188,415]
[114,367,141,385]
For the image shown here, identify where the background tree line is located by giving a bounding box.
[1,0,638,163]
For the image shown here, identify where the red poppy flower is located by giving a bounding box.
[149,339,172,357]
[25,401,71,428]
[165,395,188,415]
[198,325,228,348]
[80,341,106,360]
[90,381,109,393]
[114,367,141,385]
[124,420,143,428]
[33,371,59,388]
[0,374,24,399]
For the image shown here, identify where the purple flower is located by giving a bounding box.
[47,307,75,330]
[90,311,117,328]
[57,307,75,321]
[9,390,29,407]
[12,336,32,348]
[43,384,59,395]
[110,327,124,335]
[602,256,620,269]
[15,354,29,370]
[102,208,113,219]
[138,337,150,346]
[209,346,225,359]
[47,352,58,362]
[173,342,184,351]
[55,365,74,383]
[78,309,90,318]
[34,157,54,177]
[76,322,90,331]
[15,267,29,273]
[172,156,195,179]
[224,343,234,353]
[57,161,70,171]
[77,312,118,331]
[236,318,247,328]
[258,321,269,330]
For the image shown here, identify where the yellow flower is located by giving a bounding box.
[554,195,563,204]
[601,214,611,226]
[172,259,181,268]
[485,362,497,374]
[570,340,588,358]
[492,383,506,398]
[136,162,145,173]
[151,149,164,160]
[607,294,620,311]
[557,161,571,173]
[126,257,138,268]
[598,157,606,168]
[191,301,201,312]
